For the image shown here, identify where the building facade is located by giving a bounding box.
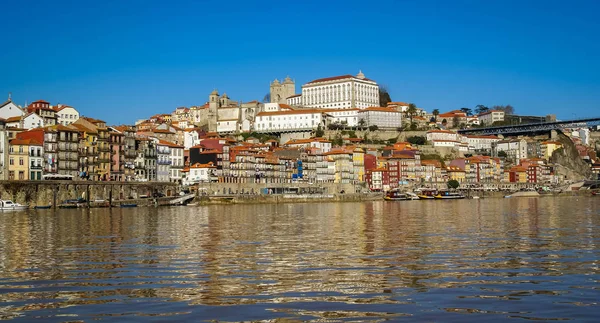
[301,71,379,109]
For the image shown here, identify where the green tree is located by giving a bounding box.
[460,107,473,116]
[348,130,357,138]
[407,136,426,145]
[432,109,440,121]
[497,150,508,158]
[475,104,489,115]
[368,125,379,132]
[407,103,418,124]
[387,137,398,145]
[410,122,418,130]
[441,118,448,127]
[315,124,324,137]
[379,86,392,107]
[447,179,460,189]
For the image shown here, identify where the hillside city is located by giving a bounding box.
[1,71,599,191]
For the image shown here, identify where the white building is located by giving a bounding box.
[325,108,360,127]
[29,140,44,180]
[183,129,201,150]
[55,105,80,126]
[0,120,8,180]
[478,110,505,125]
[285,137,332,153]
[286,94,302,106]
[357,107,402,128]
[154,139,172,182]
[22,113,44,129]
[184,162,216,184]
[301,71,379,109]
[0,98,24,120]
[426,130,464,148]
[167,142,184,183]
[254,109,328,132]
[464,135,501,153]
[495,139,528,162]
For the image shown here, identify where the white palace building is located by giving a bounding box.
[283,71,380,109]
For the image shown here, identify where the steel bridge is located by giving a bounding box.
[457,117,600,136]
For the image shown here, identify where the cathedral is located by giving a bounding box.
[269,76,295,104]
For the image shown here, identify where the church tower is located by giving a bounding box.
[270,76,295,104]
[208,89,220,132]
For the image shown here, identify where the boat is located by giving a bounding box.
[384,189,419,201]
[417,189,438,200]
[592,191,598,196]
[34,205,52,209]
[0,200,29,211]
[120,203,138,208]
[434,190,466,199]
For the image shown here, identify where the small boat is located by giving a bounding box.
[592,191,598,196]
[34,205,52,209]
[417,189,438,200]
[434,190,466,199]
[0,200,28,211]
[384,189,419,201]
[120,203,138,208]
[58,204,78,209]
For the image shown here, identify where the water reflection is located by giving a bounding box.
[0,197,598,322]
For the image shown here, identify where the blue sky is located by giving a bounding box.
[2,0,599,124]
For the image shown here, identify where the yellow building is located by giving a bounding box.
[541,140,563,160]
[446,166,466,183]
[352,147,365,182]
[8,139,32,180]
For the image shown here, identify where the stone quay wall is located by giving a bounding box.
[0,181,179,207]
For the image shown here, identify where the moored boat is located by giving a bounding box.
[120,203,138,208]
[384,189,419,201]
[0,200,28,211]
[434,190,466,199]
[34,205,52,209]
[417,189,438,200]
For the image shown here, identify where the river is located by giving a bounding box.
[0,197,599,322]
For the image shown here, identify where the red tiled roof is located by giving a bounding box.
[306,74,375,84]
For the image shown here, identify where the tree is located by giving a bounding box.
[407,136,427,145]
[263,93,271,103]
[447,179,460,189]
[379,85,392,107]
[492,104,515,115]
[441,119,448,127]
[452,116,460,128]
[432,109,440,121]
[407,103,418,124]
[497,150,508,158]
[387,137,397,145]
[358,118,367,129]
[475,105,489,115]
[368,125,379,132]
[410,122,418,130]
[460,107,473,116]
[315,125,324,137]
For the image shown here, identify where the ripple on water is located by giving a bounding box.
[0,198,598,322]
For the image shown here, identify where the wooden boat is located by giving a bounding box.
[384,189,419,201]
[417,189,438,200]
[58,204,78,209]
[592,191,598,196]
[434,190,466,199]
[120,203,138,208]
[0,200,28,211]
[34,205,52,209]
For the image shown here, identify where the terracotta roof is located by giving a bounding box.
[306,74,375,84]
[361,107,400,113]
[71,123,97,134]
[256,109,327,117]
[427,129,457,134]
[286,94,301,98]
[10,138,42,146]
[5,116,22,123]
[190,162,216,168]
[157,139,183,148]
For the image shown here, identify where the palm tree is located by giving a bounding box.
[432,109,440,121]
[407,103,418,124]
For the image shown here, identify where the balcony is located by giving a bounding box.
[30,165,43,170]
[157,160,172,165]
